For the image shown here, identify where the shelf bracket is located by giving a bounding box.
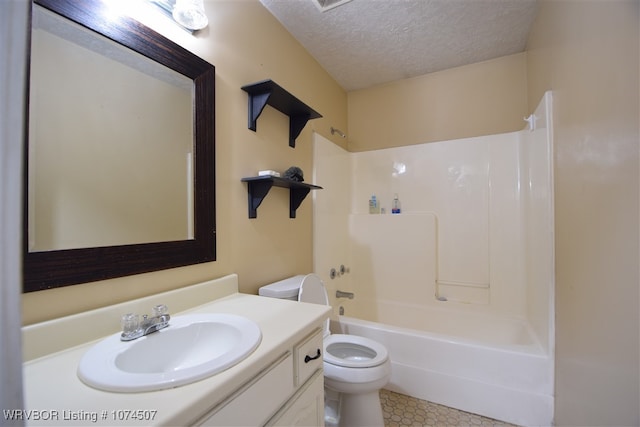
[289,114,311,148]
[289,186,311,218]
[245,179,274,219]
[247,92,271,132]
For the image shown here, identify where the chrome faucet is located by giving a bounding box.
[336,290,354,299]
[120,304,170,341]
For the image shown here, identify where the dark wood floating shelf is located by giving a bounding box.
[241,176,322,219]
[241,79,322,147]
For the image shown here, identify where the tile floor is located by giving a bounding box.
[380,389,518,427]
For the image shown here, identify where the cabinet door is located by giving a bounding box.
[197,353,294,426]
[267,370,324,427]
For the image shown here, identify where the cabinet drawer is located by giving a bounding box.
[294,329,323,386]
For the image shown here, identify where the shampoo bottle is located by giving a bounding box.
[369,195,379,214]
[392,193,401,214]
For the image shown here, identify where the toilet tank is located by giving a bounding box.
[258,275,305,301]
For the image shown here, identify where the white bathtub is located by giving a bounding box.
[331,301,554,427]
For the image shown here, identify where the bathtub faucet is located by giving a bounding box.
[336,290,354,299]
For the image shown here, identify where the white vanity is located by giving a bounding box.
[22,274,331,426]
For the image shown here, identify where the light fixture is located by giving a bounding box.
[148,0,209,32]
[172,0,208,31]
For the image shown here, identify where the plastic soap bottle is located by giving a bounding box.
[369,194,379,214]
[392,193,401,214]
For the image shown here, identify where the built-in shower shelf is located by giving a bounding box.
[241,79,323,148]
[241,176,322,218]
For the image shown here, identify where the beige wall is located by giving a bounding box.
[527,1,639,425]
[347,52,528,152]
[22,0,347,325]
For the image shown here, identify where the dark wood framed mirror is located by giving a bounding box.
[24,0,216,292]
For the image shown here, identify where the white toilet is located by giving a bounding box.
[259,274,391,427]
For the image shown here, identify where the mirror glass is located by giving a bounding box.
[24,0,216,292]
[29,6,194,251]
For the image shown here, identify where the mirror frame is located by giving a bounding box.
[24,0,216,292]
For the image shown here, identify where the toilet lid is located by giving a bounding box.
[298,274,330,336]
[323,334,389,368]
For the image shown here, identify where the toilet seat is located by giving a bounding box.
[323,334,389,368]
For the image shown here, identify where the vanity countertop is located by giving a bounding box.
[22,275,330,426]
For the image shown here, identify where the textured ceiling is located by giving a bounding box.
[260,0,539,91]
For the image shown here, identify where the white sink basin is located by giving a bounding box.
[77,313,262,392]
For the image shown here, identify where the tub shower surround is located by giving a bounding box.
[313,92,554,426]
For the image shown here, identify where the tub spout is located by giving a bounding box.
[336,290,354,299]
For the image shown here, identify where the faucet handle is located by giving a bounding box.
[121,313,140,338]
[152,304,168,316]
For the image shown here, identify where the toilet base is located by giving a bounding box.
[329,389,384,427]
